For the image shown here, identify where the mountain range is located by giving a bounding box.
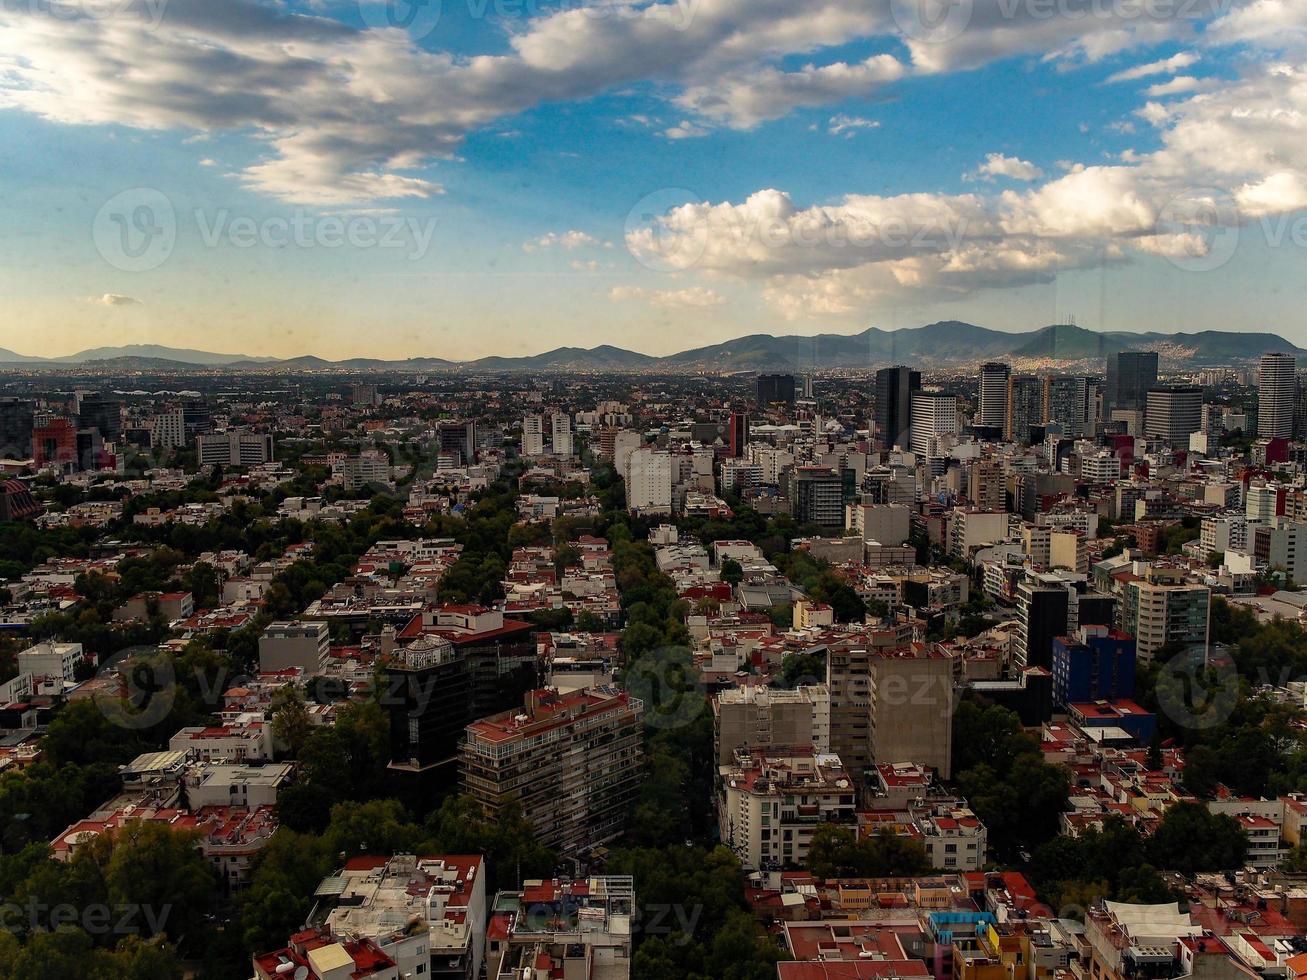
[3,323,1301,373]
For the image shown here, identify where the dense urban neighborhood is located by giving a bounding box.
[1,351,1307,980]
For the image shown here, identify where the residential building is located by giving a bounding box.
[521,414,545,456]
[485,876,634,980]
[1121,567,1211,661]
[461,687,643,854]
[868,646,954,778]
[1007,375,1044,444]
[550,412,573,456]
[719,748,857,871]
[789,466,844,529]
[625,447,672,514]
[1051,626,1137,707]
[714,685,831,766]
[259,621,330,675]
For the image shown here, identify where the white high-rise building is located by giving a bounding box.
[626,447,672,514]
[151,408,186,450]
[1259,353,1296,439]
[978,362,1011,430]
[522,415,545,456]
[909,390,958,455]
[550,412,573,456]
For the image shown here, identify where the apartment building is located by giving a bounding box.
[869,646,955,779]
[259,620,330,675]
[1121,567,1211,661]
[719,748,857,871]
[485,876,634,980]
[713,684,830,765]
[826,624,914,777]
[461,687,643,854]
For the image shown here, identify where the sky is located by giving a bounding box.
[3,0,1307,360]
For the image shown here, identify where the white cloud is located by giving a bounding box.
[609,285,726,308]
[662,120,710,140]
[1107,52,1200,83]
[1144,75,1213,97]
[827,114,879,137]
[969,153,1045,182]
[90,293,139,306]
[524,230,607,252]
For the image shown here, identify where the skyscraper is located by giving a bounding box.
[874,365,920,452]
[1006,375,1044,444]
[77,394,122,443]
[977,362,1011,430]
[909,390,958,455]
[727,412,749,458]
[1043,376,1092,438]
[1105,351,1159,417]
[0,398,35,458]
[757,374,796,407]
[1259,352,1296,439]
[1145,386,1204,446]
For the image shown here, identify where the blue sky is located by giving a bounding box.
[2,0,1307,360]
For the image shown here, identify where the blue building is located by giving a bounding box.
[1051,626,1136,708]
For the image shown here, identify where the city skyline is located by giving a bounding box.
[3,0,1307,358]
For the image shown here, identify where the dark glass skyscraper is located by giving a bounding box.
[756,373,796,407]
[874,365,921,451]
[0,398,35,458]
[1105,351,1159,417]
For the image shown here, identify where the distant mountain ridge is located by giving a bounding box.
[3,324,1301,373]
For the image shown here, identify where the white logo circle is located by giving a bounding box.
[358,0,443,42]
[624,188,708,273]
[891,0,975,45]
[93,188,176,272]
[1153,187,1241,274]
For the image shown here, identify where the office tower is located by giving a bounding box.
[1015,575,1070,671]
[383,636,472,772]
[978,362,1011,429]
[1006,375,1044,444]
[196,430,275,467]
[436,420,477,466]
[0,398,35,458]
[1105,351,1159,416]
[727,412,749,458]
[77,394,122,443]
[788,466,845,529]
[1043,376,1091,438]
[33,418,77,469]
[757,373,797,407]
[521,415,545,456]
[1121,567,1211,662]
[1145,386,1204,446]
[182,399,212,437]
[1295,374,1307,441]
[549,412,573,456]
[874,366,921,452]
[461,688,643,854]
[625,447,672,514]
[909,390,958,455]
[1259,352,1296,439]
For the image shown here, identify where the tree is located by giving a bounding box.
[269,685,313,759]
[98,820,219,940]
[1148,802,1247,875]
[719,558,743,586]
